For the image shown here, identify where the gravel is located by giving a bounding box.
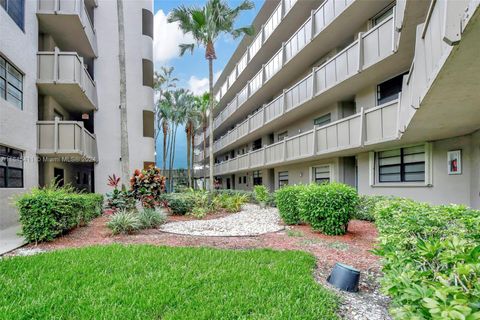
[159,204,284,236]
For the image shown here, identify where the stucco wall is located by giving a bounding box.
[0,2,39,230]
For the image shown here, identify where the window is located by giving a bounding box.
[243,176,246,184]
[253,170,262,185]
[277,131,288,141]
[142,9,153,38]
[314,113,331,126]
[377,73,405,105]
[278,171,288,188]
[371,3,394,27]
[0,0,24,30]
[142,110,154,138]
[54,168,65,187]
[0,146,23,188]
[313,165,330,184]
[252,138,262,151]
[0,56,23,109]
[142,59,154,88]
[238,177,241,184]
[377,145,425,183]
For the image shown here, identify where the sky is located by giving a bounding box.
[153,0,262,168]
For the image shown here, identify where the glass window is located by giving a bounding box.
[0,145,24,188]
[253,170,262,186]
[252,138,262,151]
[377,145,425,183]
[314,113,331,126]
[243,176,246,184]
[0,56,23,109]
[0,0,24,30]
[277,131,288,141]
[238,177,241,184]
[278,171,288,188]
[372,3,394,27]
[377,73,405,106]
[313,166,330,184]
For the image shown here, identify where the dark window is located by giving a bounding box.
[0,145,23,188]
[313,166,330,184]
[372,3,394,27]
[377,145,425,183]
[54,168,65,187]
[0,0,24,30]
[278,171,288,188]
[252,138,262,151]
[277,131,288,141]
[377,73,405,105]
[142,59,154,88]
[142,110,154,138]
[314,113,331,126]
[0,56,23,109]
[253,170,262,186]
[238,177,241,184]
[243,176,246,184]
[142,8,154,38]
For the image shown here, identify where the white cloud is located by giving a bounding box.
[188,71,222,95]
[153,10,195,64]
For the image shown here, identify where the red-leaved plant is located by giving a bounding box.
[130,167,166,208]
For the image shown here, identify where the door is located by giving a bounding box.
[226,178,231,189]
[54,168,65,187]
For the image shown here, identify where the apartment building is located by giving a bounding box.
[195,0,480,209]
[0,0,155,236]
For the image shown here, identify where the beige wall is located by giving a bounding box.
[39,161,93,192]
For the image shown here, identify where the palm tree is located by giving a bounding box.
[184,95,199,188]
[168,0,254,190]
[153,67,178,173]
[194,92,210,189]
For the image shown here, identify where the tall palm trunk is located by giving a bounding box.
[202,121,207,190]
[191,132,195,189]
[116,0,130,186]
[162,120,168,173]
[208,58,214,190]
[186,122,191,188]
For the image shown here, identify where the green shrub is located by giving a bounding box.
[374,199,480,319]
[164,193,195,215]
[16,186,103,243]
[130,167,166,208]
[275,185,305,225]
[353,195,395,221]
[138,208,166,229]
[105,189,136,212]
[106,210,142,235]
[213,189,254,202]
[214,193,247,213]
[298,183,358,235]
[190,206,208,218]
[254,185,269,204]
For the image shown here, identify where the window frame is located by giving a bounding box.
[0,0,25,31]
[313,113,331,127]
[310,164,332,184]
[278,171,289,188]
[371,2,395,28]
[0,145,24,188]
[253,170,262,186]
[277,131,288,141]
[0,55,24,110]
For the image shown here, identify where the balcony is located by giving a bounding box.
[37,50,98,112]
[37,0,97,58]
[213,100,399,176]
[37,120,98,162]
[210,13,398,156]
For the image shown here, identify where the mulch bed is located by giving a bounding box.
[22,213,380,273]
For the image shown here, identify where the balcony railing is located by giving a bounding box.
[37,120,98,161]
[37,49,98,112]
[37,0,97,58]
[210,13,397,156]
[215,0,299,103]
[212,100,399,175]
[213,0,361,130]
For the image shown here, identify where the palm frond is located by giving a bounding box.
[179,43,196,56]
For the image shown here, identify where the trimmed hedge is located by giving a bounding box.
[298,183,358,235]
[275,185,305,225]
[374,199,480,319]
[16,187,103,243]
[162,193,195,215]
[353,195,396,221]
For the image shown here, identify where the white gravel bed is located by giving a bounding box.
[159,204,284,236]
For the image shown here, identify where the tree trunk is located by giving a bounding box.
[186,123,191,188]
[116,0,130,186]
[191,131,195,189]
[208,58,215,190]
[203,118,207,190]
[162,121,168,173]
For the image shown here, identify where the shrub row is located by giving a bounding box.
[16,186,103,243]
[374,199,480,319]
[275,183,358,235]
[353,195,397,222]
[106,208,166,235]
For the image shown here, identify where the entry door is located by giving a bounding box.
[54,168,65,186]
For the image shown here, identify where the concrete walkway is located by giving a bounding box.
[0,225,25,255]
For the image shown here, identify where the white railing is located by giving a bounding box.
[212,100,399,175]
[37,0,97,55]
[211,14,397,155]
[37,120,97,161]
[397,0,477,133]
[215,0,298,102]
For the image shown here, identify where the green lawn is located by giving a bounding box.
[0,245,339,319]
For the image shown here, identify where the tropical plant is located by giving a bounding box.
[138,208,166,228]
[169,0,255,190]
[107,174,121,189]
[275,185,305,225]
[254,185,269,208]
[105,189,136,212]
[106,210,142,235]
[130,167,166,208]
[194,92,210,189]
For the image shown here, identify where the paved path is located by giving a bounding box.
[159,204,284,236]
[0,225,25,255]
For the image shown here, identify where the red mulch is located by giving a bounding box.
[25,214,380,272]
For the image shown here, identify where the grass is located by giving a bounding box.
[0,245,339,319]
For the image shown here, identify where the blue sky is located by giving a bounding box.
[153,0,261,168]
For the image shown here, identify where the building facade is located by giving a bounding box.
[194,0,480,209]
[0,0,155,234]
